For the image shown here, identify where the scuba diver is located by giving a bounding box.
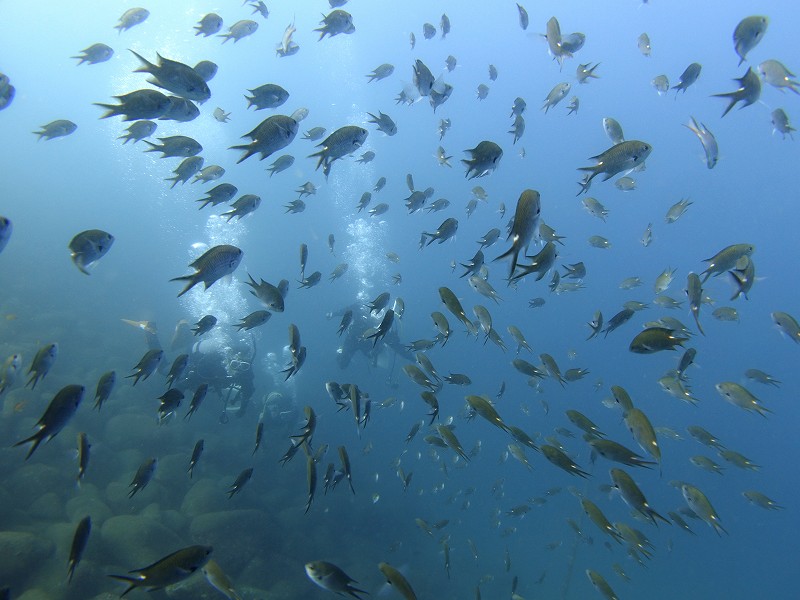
[185,337,257,423]
[329,303,414,383]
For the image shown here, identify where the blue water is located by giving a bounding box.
[1,1,799,599]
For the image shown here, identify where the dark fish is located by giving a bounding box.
[26,342,58,389]
[67,516,91,583]
[185,384,208,420]
[189,439,204,478]
[305,454,317,513]
[366,309,394,347]
[672,62,702,93]
[128,457,157,498]
[94,371,117,410]
[462,140,503,179]
[315,10,355,39]
[245,83,289,110]
[192,315,217,336]
[14,384,84,459]
[339,446,355,494]
[69,229,114,275]
[126,349,163,385]
[231,114,299,164]
[144,135,202,158]
[95,89,171,121]
[165,354,188,388]
[253,422,264,455]
[712,67,761,117]
[308,125,368,178]
[337,310,353,336]
[171,245,243,297]
[227,467,254,498]
[306,560,366,599]
[109,545,212,596]
[77,432,90,482]
[494,190,540,278]
[157,389,183,423]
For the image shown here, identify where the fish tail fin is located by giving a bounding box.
[13,431,43,460]
[711,93,738,117]
[229,143,255,164]
[128,49,153,73]
[108,575,140,596]
[71,255,91,275]
[169,274,198,297]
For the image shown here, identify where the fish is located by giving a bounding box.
[219,20,258,43]
[76,432,91,482]
[577,62,600,83]
[367,63,394,82]
[338,446,355,494]
[681,484,727,535]
[577,140,651,195]
[771,108,796,139]
[26,342,58,389]
[231,114,299,163]
[494,189,541,278]
[733,16,768,66]
[195,13,223,37]
[462,141,503,179]
[758,60,800,94]
[541,445,589,478]
[264,156,295,179]
[672,62,702,93]
[713,68,762,117]
[156,389,183,423]
[171,245,243,296]
[126,349,163,385]
[637,33,651,56]
[0,216,11,253]
[652,74,670,95]
[316,10,355,39]
[14,384,86,460]
[772,311,800,342]
[715,381,771,417]
[68,229,114,274]
[421,218,458,246]
[115,7,149,33]
[542,83,571,112]
[586,569,619,600]
[129,50,210,103]
[144,135,202,158]
[701,243,754,282]
[202,560,243,600]
[128,457,157,498]
[624,408,661,465]
[610,468,669,525]
[189,439,204,478]
[228,467,254,498]
[588,439,655,469]
[517,4,529,30]
[367,111,397,136]
[110,545,213,595]
[73,43,113,65]
[602,118,625,144]
[96,89,172,121]
[378,562,418,600]
[305,561,366,599]
[244,83,289,111]
[91,370,115,411]
[309,126,368,178]
[67,516,91,583]
[629,327,688,353]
